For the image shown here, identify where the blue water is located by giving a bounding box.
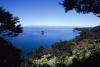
[10,27,78,56]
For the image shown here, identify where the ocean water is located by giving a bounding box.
[10,27,78,56]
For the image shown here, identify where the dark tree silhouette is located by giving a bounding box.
[0,37,21,67]
[0,7,22,67]
[61,0,100,17]
[0,7,22,37]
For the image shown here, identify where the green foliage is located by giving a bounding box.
[0,7,22,37]
[24,39,100,67]
[33,56,48,65]
[27,45,47,61]
[62,0,100,17]
[50,40,74,57]
[0,7,22,67]
[74,26,100,44]
[23,26,100,67]
[47,56,58,66]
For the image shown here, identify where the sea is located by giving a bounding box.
[9,26,79,56]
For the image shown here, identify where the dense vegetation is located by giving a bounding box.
[0,7,22,37]
[0,7,22,67]
[61,0,100,17]
[1,0,100,67]
[22,25,100,67]
[0,37,21,67]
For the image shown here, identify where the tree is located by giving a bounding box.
[0,7,22,37]
[0,7,22,67]
[61,0,100,17]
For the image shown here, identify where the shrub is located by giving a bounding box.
[0,38,21,67]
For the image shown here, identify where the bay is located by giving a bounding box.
[10,27,78,56]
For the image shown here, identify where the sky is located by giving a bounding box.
[0,0,100,27]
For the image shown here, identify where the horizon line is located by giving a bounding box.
[22,25,96,28]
